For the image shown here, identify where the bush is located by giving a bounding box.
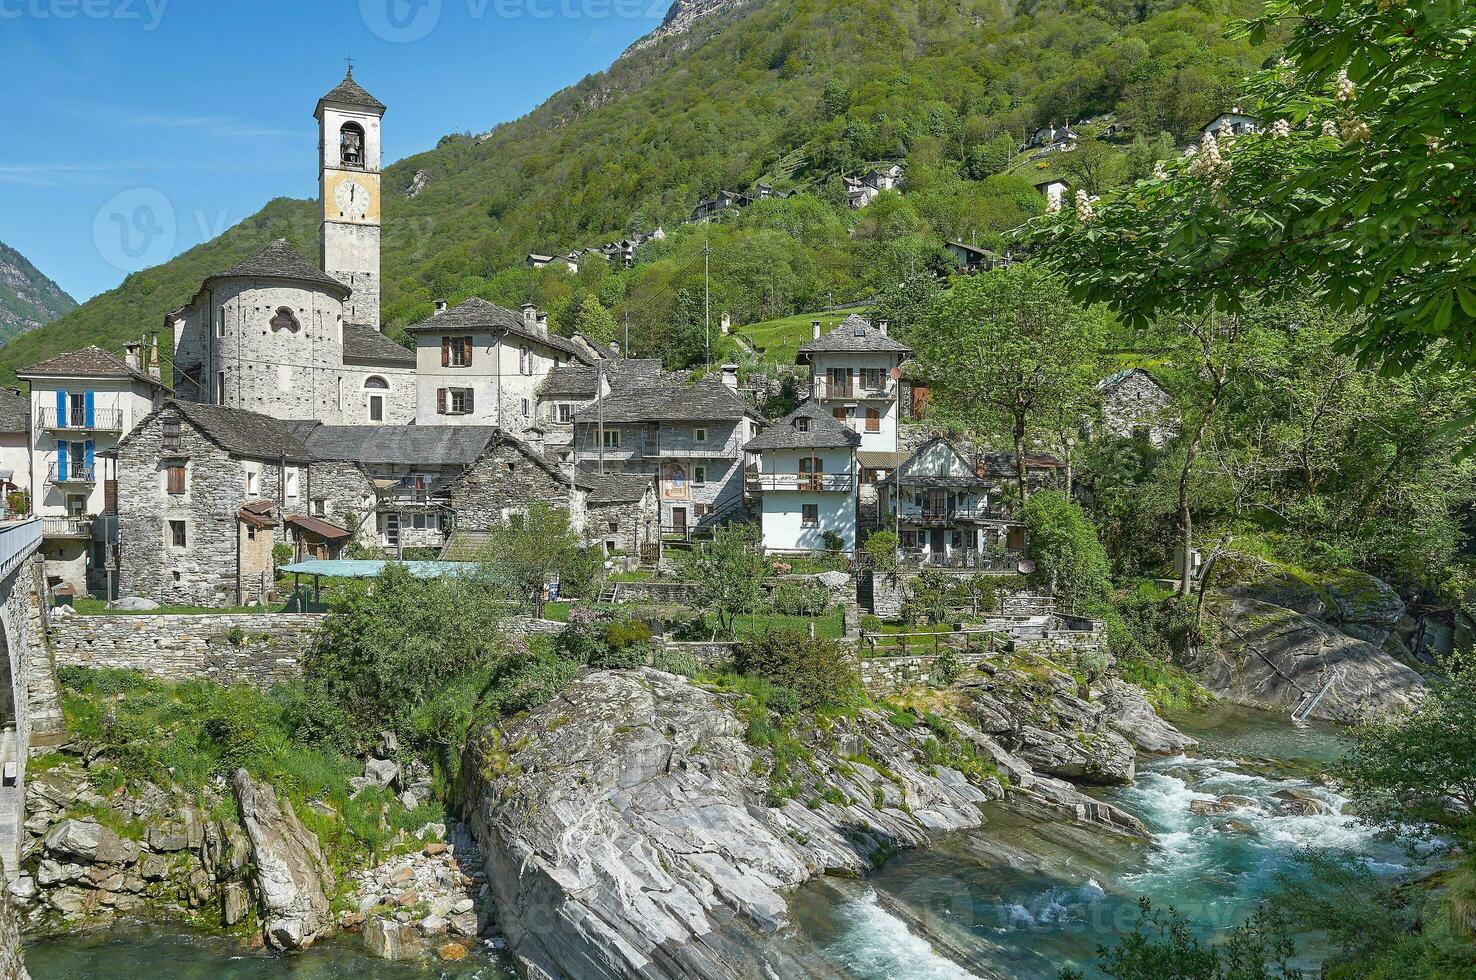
[1020,490,1111,613]
[822,530,845,552]
[734,628,860,711]
[605,620,653,650]
[651,649,702,677]
[865,530,899,575]
[272,543,294,570]
[769,580,831,616]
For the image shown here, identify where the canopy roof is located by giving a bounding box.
[279,559,483,579]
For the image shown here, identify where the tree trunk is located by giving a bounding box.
[1013,413,1028,501]
[1178,382,1223,596]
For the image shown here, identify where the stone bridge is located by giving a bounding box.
[0,519,62,879]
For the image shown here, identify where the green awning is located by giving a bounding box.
[278,559,485,579]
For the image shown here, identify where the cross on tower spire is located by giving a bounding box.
[345,55,355,77]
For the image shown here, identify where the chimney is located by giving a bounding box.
[878,320,889,336]
[721,364,739,391]
[122,339,141,370]
[147,333,160,379]
[812,319,822,340]
[433,299,448,315]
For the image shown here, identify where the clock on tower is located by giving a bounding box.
[315,68,385,329]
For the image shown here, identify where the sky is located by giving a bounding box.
[0,0,670,302]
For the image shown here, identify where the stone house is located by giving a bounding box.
[879,437,1028,569]
[1095,368,1175,446]
[18,343,170,596]
[571,370,758,536]
[407,298,594,433]
[745,401,860,554]
[113,401,310,606]
[0,388,27,503]
[797,315,910,479]
[1202,110,1261,139]
[536,358,669,463]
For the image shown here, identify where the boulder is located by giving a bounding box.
[364,757,400,789]
[1014,725,1136,785]
[108,597,160,611]
[364,917,423,960]
[42,820,103,862]
[1096,679,1199,755]
[1271,788,1327,816]
[147,824,191,852]
[1223,561,1404,646]
[1203,596,1424,722]
[221,881,250,926]
[373,732,400,760]
[231,769,336,950]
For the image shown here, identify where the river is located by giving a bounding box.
[24,708,1395,978]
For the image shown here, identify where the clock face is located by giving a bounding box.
[335,179,370,219]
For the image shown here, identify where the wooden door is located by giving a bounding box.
[672,507,687,534]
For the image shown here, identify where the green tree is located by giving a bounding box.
[1031,0,1476,374]
[1062,898,1301,980]
[483,501,584,618]
[915,263,1108,498]
[1020,490,1111,612]
[572,294,618,344]
[1053,138,1126,197]
[734,628,859,711]
[692,524,771,636]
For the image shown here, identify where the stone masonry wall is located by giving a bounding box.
[305,460,377,544]
[51,614,325,686]
[117,405,285,606]
[858,651,992,695]
[448,442,570,532]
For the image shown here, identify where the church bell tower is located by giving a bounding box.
[315,67,385,329]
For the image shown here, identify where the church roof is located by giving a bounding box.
[316,70,386,115]
[343,323,415,366]
[206,239,349,294]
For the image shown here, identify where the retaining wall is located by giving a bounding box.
[858,651,993,694]
[51,613,325,686]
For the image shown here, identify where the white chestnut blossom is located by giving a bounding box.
[1342,116,1370,142]
[1152,161,1168,179]
[1271,118,1291,138]
[1045,193,1062,215]
[1335,68,1355,102]
[1074,189,1096,223]
[1322,118,1340,139]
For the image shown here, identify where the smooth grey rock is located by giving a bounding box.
[364,757,400,789]
[147,824,190,852]
[222,881,250,926]
[1097,679,1199,756]
[139,853,170,881]
[43,820,103,862]
[1014,724,1136,785]
[232,769,336,950]
[363,917,423,960]
[108,597,160,611]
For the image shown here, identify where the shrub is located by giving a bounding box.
[651,649,702,677]
[865,530,899,575]
[734,628,860,711]
[605,620,653,650]
[1020,490,1111,613]
[822,530,845,553]
[769,580,831,616]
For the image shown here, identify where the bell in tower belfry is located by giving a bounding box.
[315,67,385,330]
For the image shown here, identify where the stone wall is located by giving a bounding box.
[858,651,992,694]
[448,440,571,532]
[51,614,324,686]
[0,862,26,980]
[116,406,288,606]
[305,460,376,544]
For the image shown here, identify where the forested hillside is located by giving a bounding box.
[1,0,1275,379]
[0,242,76,344]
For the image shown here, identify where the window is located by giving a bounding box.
[65,494,86,517]
[693,504,708,518]
[521,398,530,417]
[449,388,473,415]
[169,520,187,548]
[602,429,621,449]
[216,371,226,405]
[413,513,427,530]
[245,469,259,496]
[383,513,400,546]
[558,404,572,423]
[216,308,226,338]
[796,418,810,433]
[861,368,884,391]
[865,408,881,433]
[164,464,185,495]
[694,427,707,443]
[802,504,819,527]
[365,376,388,424]
[270,307,300,333]
[284,467,300,499]
[246,525,257,541]
[519,345,531,376]
[163,418,181,452]
[442,336,473,368]
[312,498,326,516]
[693,466,706,486]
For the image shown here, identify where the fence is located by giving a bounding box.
[858,628,1001,658]
[0,519,40,583]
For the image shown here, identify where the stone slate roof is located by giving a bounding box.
[574,470,654,504]
[169,401,314,462]
[977,450,1063,476]
[744,401,860,452]
[540,358,669,400]
[540,365,599,399]
[343,323,415,366]
[0,388,27,433]
[573,376,753,425]
[316,69,385,114]
[18,345,169,391]
[305,425,502,467]
[206,239,349,294]
[796,314,912,360]
[404,298,589,362]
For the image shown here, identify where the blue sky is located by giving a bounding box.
[0,0,669,302]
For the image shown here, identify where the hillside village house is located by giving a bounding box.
[1203,110,1261,138]
[745,402,860,554]
[1034,177,1070,212]
[798,315,911,482]
[1095,368,1176,446]
[878,437,1031,569]
[536,358,669,463]
[0,389,29,506]
[408,298,595,432]
[18,343,169,595]
[571,369,757,537]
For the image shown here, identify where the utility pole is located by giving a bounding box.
[703,234,712,372]
[596,359,605,476]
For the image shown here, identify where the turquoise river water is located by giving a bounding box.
[24,707,1396,978]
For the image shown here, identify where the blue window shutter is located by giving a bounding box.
[55,390,65,425]
[84,440,95,477]
[84,391,95,428]
[57,441,68,482]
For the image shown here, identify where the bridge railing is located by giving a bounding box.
[0,518,42,582]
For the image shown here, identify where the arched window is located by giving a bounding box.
[270,307,300,333]
[365,376,388,423]
[339,122,365,167]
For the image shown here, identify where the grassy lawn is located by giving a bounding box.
[734,307,868,366]
[542,601,574,622]
[609,569,654,583]
[726,609,847,640]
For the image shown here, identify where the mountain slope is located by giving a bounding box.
[0,242,77,344]
[3,0,1274,380]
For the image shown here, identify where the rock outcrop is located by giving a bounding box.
[232,768,336,950]
[1225,563,1405,646]
[466,667,1149,980]
[1097,679,1200,755]
[1204,596,1424,721]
